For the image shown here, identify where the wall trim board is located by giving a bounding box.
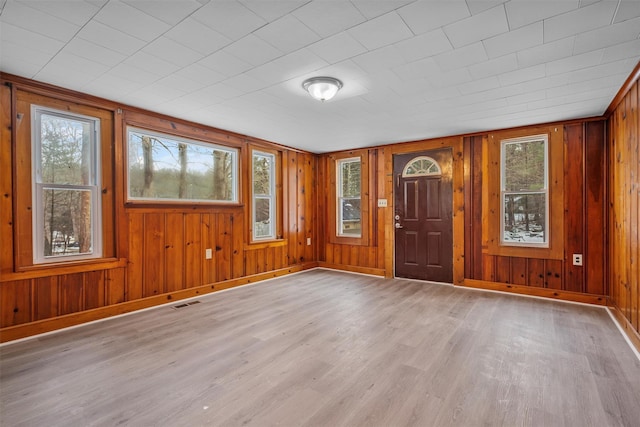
[462,278,607,305]
[607,305,640,359]
[316,262,385,277]
[0,262,318,343]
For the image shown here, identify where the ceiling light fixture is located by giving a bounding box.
[302,77,343,102]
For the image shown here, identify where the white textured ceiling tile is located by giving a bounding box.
[246,50,328,85]
[465,0,508,14]
[0,22,65,55]
[578,0,603,7]
[224,34,283,66]
[17,0,100,26]
[62,38,126,67]
[483,22,542,59]
[191,1,266,40]
[239,0,307,23]
[36,52,109,86]
[351,45,407,71]
[433,42,488,71]
[348,11,413,50]
[85,71,145,96]
[614,0,640,23]
[122,51,180,78]
[0,44,50,76]
[570,58,638,82]
[516,74,571,93]
[94,0,170,42]
[1,1,80,42]
[458,76,501,95]
[601,38,640,62]
[543,1,618,43]
[516,37,575,68]
[77,20,146,56]
[393,57,439,81]
[155,73,205,95]
[397,1,470,35]
[506,90,547,106]
[223,73,269,95]
[573,17,640,54]
[545,50,604,75]
[394,29,453,62]
[143,37,203,67]
[468,53,519,78]
[129,83,187,105]
[428,67,472,88]
[443,5,508,48]
[198,50,253,78]
[122,0,202,25]
[351,0,414,19]
[498,64,546,86]
[505,0,578,30]
[293,1,366,37]
[164,18,232,56]
[174,63,227,87]
[253,15,320,53]
[308,32,368,64]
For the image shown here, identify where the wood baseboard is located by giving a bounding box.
[0,262,318,344]
[608,305,640,355]
[461,278,608,305]
[316,262,385,277]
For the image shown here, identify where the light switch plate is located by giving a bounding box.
[205,248,212,259]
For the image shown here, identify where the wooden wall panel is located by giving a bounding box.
[564,124,585,293]
[0,280,31,328]
[608,76,640,338]
[33,276,58,320]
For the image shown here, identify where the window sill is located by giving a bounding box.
[3,258,127,282]
[245,239,287,250]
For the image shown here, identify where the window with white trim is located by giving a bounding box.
[337,157,361,237]
[32,106,102,263]
[500,134,548,247]
[252,150,276,240]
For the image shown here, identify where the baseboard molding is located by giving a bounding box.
[316,262,385,277]
[607,305,640,357]
[0,262,318,343]
[461,278,607,305]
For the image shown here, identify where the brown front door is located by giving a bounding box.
[394,148,453,282]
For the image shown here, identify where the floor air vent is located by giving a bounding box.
[172,300,201,309]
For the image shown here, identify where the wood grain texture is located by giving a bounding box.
[1,270,638,426]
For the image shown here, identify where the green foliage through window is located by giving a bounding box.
[127,128,238,202]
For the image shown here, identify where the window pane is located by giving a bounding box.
[40,113,93,185]
[128,129,237,202]
[341,161,361,198]
[503,193,545,244]
[42,188,93,257]
[254,197,272,238]
[253,152,273,195]
[340,198,361,235]
[503,140,545,191]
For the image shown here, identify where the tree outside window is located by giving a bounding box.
[500,135,548,247]
[252,150,275,240]
[337,158,362,237]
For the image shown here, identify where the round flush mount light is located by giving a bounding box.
[302,76,343,102]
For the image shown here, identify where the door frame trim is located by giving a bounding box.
[383,137,465,285]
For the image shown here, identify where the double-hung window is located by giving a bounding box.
[337,157,362,237]
[252,150,276,240]
[32,106,102,263]
[500,134,548,247]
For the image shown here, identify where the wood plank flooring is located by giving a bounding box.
[1,269,639,426]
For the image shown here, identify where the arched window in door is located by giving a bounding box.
[402,156,441,177]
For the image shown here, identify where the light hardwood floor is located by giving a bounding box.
[1,269,639,426]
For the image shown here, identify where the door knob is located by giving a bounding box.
[395,223,403,229]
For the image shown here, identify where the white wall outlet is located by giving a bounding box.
[377,199,388,207]
[572,254,582,266]
[307,237,311,246]
[205,248,212,259]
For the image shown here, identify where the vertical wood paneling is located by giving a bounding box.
[127,213,144,301]
[165,213,184,292]
[527,259,545,288]
[105,268,125,305]
[231,212,244,279]
[0,85,14,276]
[143,213,165,297]
[545,260,563,290]
[511,257,527,285]
[184,213,202,288]
[564,124,585,293]
[495,256,510,283]
[0,280,31,327]
[201,213,215,285]
[216,213,232,281]
[84,270,105,310]
[58,273,84,315]
[33,276,58,320]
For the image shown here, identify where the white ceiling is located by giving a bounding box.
[1,0,639,153]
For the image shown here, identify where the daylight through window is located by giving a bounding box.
[337,157,362,237]
[127,128,238,203]
[252,150,276,240]
[500,134,548,247]
[32,107,102,263]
